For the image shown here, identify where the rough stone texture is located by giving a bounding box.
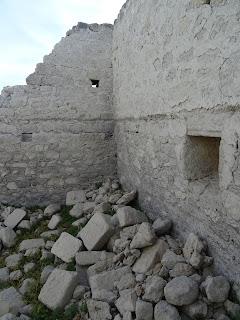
[4,209,26,229]
[113,0,240,281]
[143,275,167,303]
[0,23,116,206]
[154,301,181,320]
[0,287,25,315]
[117,206,148,227]
[38,269,78,310]
[75,251,114,266]
[79,213,114,251]
[87,300,112,320]
[51,232,82,263]
[135,300,153,320]
[19,239,45,252]
[201,276,230,303]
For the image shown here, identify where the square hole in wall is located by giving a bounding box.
[21,133,32,142]
[184,135,221,181]
[90,79,100,88]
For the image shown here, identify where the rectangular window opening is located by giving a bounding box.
[21,133,32,142]
[184,135,221,181]
[90,79,100,88]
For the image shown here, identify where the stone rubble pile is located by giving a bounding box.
[0,179,239,320]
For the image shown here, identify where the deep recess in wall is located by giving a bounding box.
[21,133,33,142]
[184,136,221,181]
[90,79,100,88]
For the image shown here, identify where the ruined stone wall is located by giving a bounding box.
[0,23,116,206]
[113,0,240,280]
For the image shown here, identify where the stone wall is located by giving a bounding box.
[0,23,116,206]
[113,0,240,280]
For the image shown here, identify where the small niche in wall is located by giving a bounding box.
[184,135,221,181]
[90,79,100,88]
[21,133,33,142]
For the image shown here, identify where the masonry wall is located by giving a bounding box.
[113,0,240,280]
[0,23,116,206]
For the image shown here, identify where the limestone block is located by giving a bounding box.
[201,276,230,303]
[19,239,45,252]
[87,300,112,320]
[116,190,136,205]
[182,300,208,319]
[5,254,23,269]
[51,232,83,263]
[79,213,114,251]
[161,250,186,269]
[66,190,86,205]
[117,206,148,228]
[4,209,26,229]
[75,251,114,266]
[183,233,205,269]
[69,203,84,218]
[132,239,169,274]
[38,269,78,310]
[115,289,137,315]
[48,214,61,230]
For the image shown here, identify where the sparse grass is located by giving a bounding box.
[79,301,88,314]
[31,303,80,320]
[66,259,76,271]
[0,256,6,268]
[233,314,240,320]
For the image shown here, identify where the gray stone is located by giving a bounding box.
[224,300,240,319]
[201,276,230,303]
[136,300,153,320]
[0,314,17,320]
[0,268,9,283]
[40,265,54,284]
[164,276,199,306]
[66,190,86,205]
[5,254,23,269]
[69,203,84,218]
[154,301,181,320]
[115,289,137,315]
[0,287,25,314]
[19,239,45,252]
[9,270,22,281]
[40,230,60,239]
[169,263,195,278]
[18,220,31,230]
[72,285,88,299]
[75,251,114,266]
[0,302,10,317]
[132,239,169,274]
[183,233,205,269]
[182,300,208,319]
[116,190,136,205]
[38,269,78,310]
[116,273,136,291]
[51,232,82,263]
[161,250,186,269]
[79,213,114,251]
[23,263,35,273]
[4,209,26,229]
[143,275,167,303]
[0,228,16,248]
[152,218,172,236]
[117,207,148,228]
[19,278,35,295]
[48,214,61,230]
[44,204,61,216]
[87,299,112,320]
[130,222,156,249]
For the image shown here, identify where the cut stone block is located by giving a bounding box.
[66,190,86,205]
[4,209,26,229]
[132,239,169,274]
[75,251,115,266]
[38,269,78,310]
[117,206,148,228]
[19,239,45,252]
[51,232,83,263]
[79,213,114,251]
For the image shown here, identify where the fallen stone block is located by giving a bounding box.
[201,276,230,303]
[66,190,86,205]
[132,239,169,274]
[38,269,78,310]
[87,299,112,320]
[117,206,148,228]
[48,214,61,230]
[130,222,156,249]
[51,232,83,263]
[143,275,167,303]
[19,239,45,252]
[75,251,115,266]
[183,233,206,269]
[79,213,114,251]
[4,209,26,229]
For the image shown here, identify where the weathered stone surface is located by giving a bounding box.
[116,190,136,206]
[130,222,156,249]
[87,300,112,320]
[18,220,31,230]
[0,268,9,283]
[19,278,35,295]
[79,213,114,251]
[143,275,167,303]
[164,276,199,306]
[44,204,61,216]
[169,263,195,278]
[201,276,230,303]
[224,299,240,319]
[183,234,205,269]
[69,203,84,218]
[115,289,137,315]
[182,300,208,319]
[66,190,86,205]
[136,300,153,320]
[116,273,136,291]
[4,209,26,229]
[19,239,45,252]
[0,287,25,315]
[9,270,22,281]
[48,214,61,230]
[40,265,55,284]
[51,232,82,263]
[152,218,172,236]
[117,207,148,228]
[161,250,186,269]
[75,251,114,266]
[154,301,181,320]
[0,228,16,248]
[132,239,168,274]
[38,269,78,310]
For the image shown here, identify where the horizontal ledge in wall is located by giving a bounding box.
[187,129,222,138]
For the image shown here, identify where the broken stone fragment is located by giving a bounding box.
[164,276,199,306]
[136,300,153,320]
[143,275,167,303]
[19,239,45,252]
[169,263,195,278]
[66,190,86,205]
[18,220,31,230]
[75,251,114,266]
[115,289,137,315]
[152,217,172,236]
[117,206,148,228]
[48,214,61,230]
[201,276,230,303]
[0,228,16,248]
[51,232,83,263]
[38,269,78,310]
[69,203,84,218]
[0,267,10,283]
[161,250,186,269]
[182,300,208,319]
[5,254,23,269]
[4,209,26,229]
[154,300,181,320]
[79,213,114,251]
[0,287,25,315]
[132,239,169,274]
[183,233,206,268]
[130,222,156,249]
[116,272,136,291]
[116,190,136,205]
[44,204,61,217]
[87,299,112,320]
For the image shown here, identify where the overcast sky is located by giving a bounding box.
[0,0,125,91]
